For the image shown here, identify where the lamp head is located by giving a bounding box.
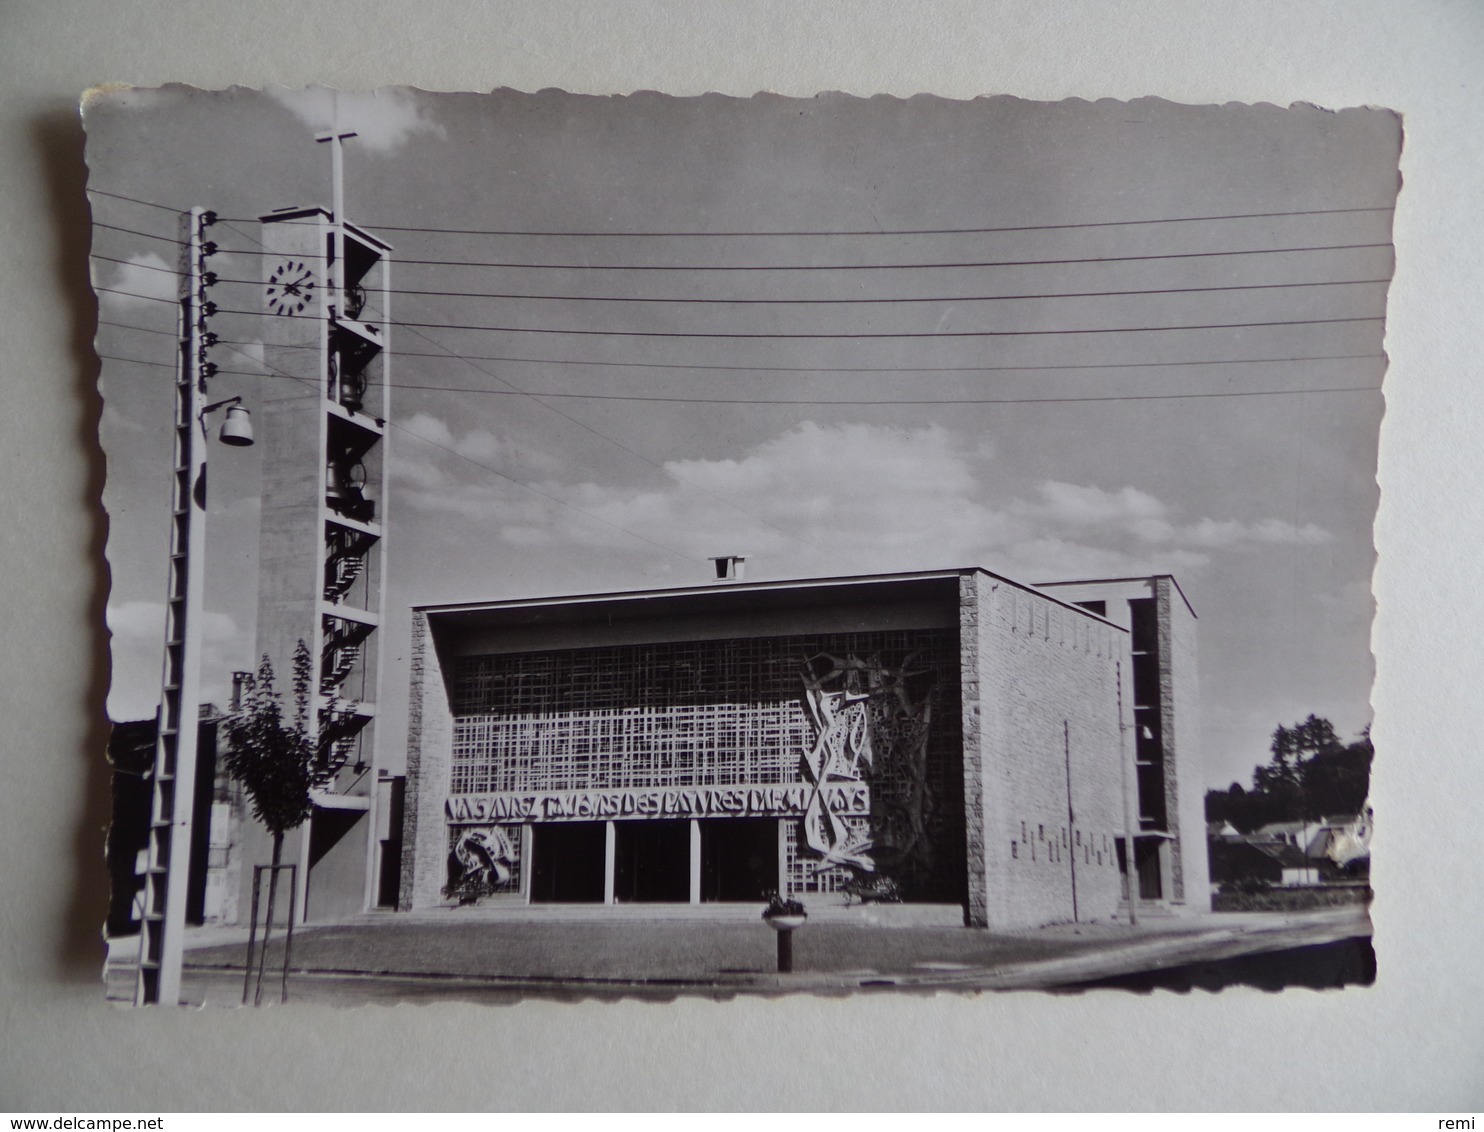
[218,404,254,447]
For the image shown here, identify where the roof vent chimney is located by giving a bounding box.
[231,670,252,711]
[710,555,747,582]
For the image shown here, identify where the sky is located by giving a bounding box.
[85,87,1399,791]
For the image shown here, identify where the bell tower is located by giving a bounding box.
[250,133,392,922]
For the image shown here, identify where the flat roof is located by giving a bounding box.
[257,206,394,251]
[1033,573,1197,619]
[416,566,1126,631]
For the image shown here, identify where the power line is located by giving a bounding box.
[226,204,1394,239]
[216,219,273,260]
[211,240,1392,273]
[89,187,184,213]
[98,189,1391,238]
[385,415,706,565]
[95,286,176,305]
[100,303,804,548]
[366,278,1394,307]
[88,254,1393,306]
[95,282,1385,340]
[92,221,184,245]
[392,322,825,551]
[98,317,1383,377]
[139,223,859,552]
[97,347,1381,406]
[380,350,1386,375]
[381,314,1386,340]
[97,353,262,380]
[213,337,1385,376]
[207,338,706,565]
[92,255,179,273]
[355,380,1387,406]
[98,318,178,337]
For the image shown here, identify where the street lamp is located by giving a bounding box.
[212,397,254,447]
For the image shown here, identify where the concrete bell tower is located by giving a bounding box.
[247,135,393,924]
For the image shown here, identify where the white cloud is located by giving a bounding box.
[669,421,978,500]
[1009,480,1330,553]
[1024,481,1168,527]
[108,600,238,644]
[1129,518,1177,543]
[266,87,445,153]
[400,411,456,449]
[400,411,525,465]
[392,412,566,516]
[385,418,1332,581]
[998,538,1200,582]
[106,601,246,720]
[96,252,177,308]
[1182,516,1332,548]
[1250,518,1332,545]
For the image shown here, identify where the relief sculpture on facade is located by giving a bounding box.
[447,825,519,901]
[798,652,937,888]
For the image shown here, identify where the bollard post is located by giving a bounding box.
[763,893,807,975]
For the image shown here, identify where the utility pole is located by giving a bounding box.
[134,207,212,1005]
[1117,660,1138,926]
[1063,719,1079,923]
[134,209,217,1003]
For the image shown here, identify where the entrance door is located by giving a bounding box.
[1115,837,1166,902]
[530,821,606,903]
[613,820,690,903]
[1136,839,1164,901]
[306,807,368,922]
[700,818,778,902]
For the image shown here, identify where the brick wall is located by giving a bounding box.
[959,574,989,926]
[1159,577,1211,910]
[963,575,1127,930]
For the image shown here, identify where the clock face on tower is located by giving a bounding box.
[265,259,317,316]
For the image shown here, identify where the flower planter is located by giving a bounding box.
[763,914,807,932]
[762,903,807,973]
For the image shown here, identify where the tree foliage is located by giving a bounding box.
[1206,715,1372,833]
[220,641,318,840]
[221,640,334,1006]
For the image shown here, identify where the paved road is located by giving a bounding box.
[104,904,1372,1006]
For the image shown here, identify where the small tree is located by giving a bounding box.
[220,640,320,998]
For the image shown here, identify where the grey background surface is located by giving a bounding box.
[2,0,1480,1111]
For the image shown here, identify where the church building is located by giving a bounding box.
[398,565,1208,930]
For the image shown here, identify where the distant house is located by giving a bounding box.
[106,707,243,936]
[1207,838,1283,888]
[1254,842,1320,887]
[105,719,157,938]
[1207,809,1372,890]
[1252,819,1311,848]
[1305,809,1373,873]
[1209,839,1320,888]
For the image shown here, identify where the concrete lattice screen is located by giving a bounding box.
[448,629,965,901]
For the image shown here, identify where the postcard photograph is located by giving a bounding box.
[85,86,1395,1006]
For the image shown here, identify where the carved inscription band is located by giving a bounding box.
[446,783,870,825]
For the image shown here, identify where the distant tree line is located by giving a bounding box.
[1205,714,1372,834]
